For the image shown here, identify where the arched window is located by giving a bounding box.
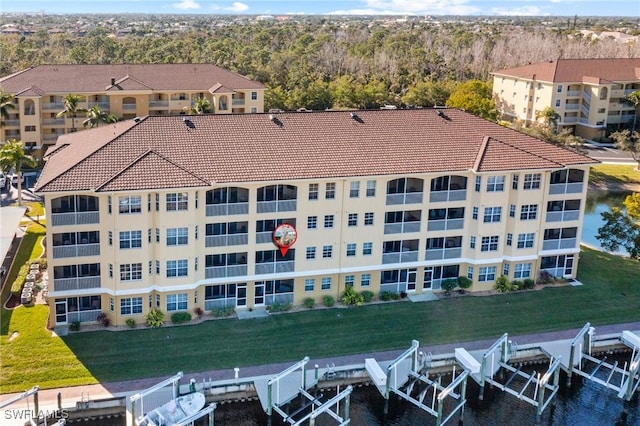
[218,95,228,110]
[122,97,136,111]
[599,87,608,101]
[23,99,35,115]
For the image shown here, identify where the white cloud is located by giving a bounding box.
[491,5,546,16]
[330,0,480,16]
[173,0,200,10]
[210,2,249,12]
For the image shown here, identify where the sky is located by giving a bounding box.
[2,0,639,17]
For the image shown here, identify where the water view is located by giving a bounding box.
[582,191,632,255]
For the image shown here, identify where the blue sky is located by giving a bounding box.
[3,0,638,16]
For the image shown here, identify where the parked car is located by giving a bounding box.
[0,172,6,190]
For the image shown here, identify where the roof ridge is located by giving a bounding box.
[473,135,491,172]
[489,135,566,169]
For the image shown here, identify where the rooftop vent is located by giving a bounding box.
[110,77,116,86]
[183,117,196,130]
[133,117,141,123]
[269,114,283,127]
[436,109,451,121]
[350,112,364,123]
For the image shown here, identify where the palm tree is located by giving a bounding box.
[536,107,560,133]
[183,97,212,115]
[56,94,87,133]
[0,88,16,128]
[83,105,118,128]
[0,139,37,205]
[623,90,640,131]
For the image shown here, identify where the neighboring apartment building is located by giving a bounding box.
[0,64,265,156]
[34,108,597,329]
[492,58,640,139]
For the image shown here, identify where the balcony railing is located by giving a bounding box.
[255,261,295,275]
[548,183,583,195]
[562,116,578,123]
[204,265,247,279]
[567,90,581,97]
[564,104,579,110]
[382,251,419,264]
[232,98,246,106]
[122,104,137,110]
[3,119,19,127]
[52,244,100,259]
[204,298,236,310]
[206,202,249,216]
[384,222,421,234]
[149,100,169,107]
[256,232,273,244]
[42,102,64,110]
[87,102,110,109]
[429,189,466,203]
[542,238,577,251]
[425,247,462,261]
[43,118,66,125]
[256,200,296,213]
[67,309,102,323]
[51,212,100,226]
[427,218,464,232]
[265,293,294,306]
[53,276,101,291]
[386,192,423,205]
[205,234,248,247]
[546,210,580,222]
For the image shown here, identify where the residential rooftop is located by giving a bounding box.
[491,58,640,83]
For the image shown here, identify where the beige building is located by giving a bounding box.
[34,108,597,329]
[492,58,640,139]
[0,64,265,157]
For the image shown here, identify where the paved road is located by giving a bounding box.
[585,143,637,165]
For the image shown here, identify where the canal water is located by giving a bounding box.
[582,191,632,255]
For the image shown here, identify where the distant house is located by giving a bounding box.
[35,108,597,329]
[0,64,265,157]
[492,58,640,139]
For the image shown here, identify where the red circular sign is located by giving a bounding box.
[273,223,298,256]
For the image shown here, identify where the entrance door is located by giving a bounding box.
[407,269,417,292]
[55,300,67,324]
[423,268,433,290]
[236,284,247,307]
[564,255,574,276]
[254,283,265,306]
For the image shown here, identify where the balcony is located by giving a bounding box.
[564,104,579,110]
[122,104,137,110]
[567,90,581,97]
[3,119,19,127]
[67,309,102,323]
[386,192,423,205]
[205,234,248,247]
[51,212,100,226]
[562,117,578,123]
[42,102,64,110]
[206,202,248,216]
[382,250,419,264]
[53,276,101,291]
[546,210,580,222]
[232,98,246,106]
[256,200,296,213]
[204,265,247,279]
[149,100,169,108]
[549,183,583,195]
[425,247,462,261]
[204,298,236,310]
[255,261,295,275]
[542,238,577,251]
[43,118,66,126]
[384,222,420,234]
[53,244,100,259]
[88,102,110,109]
[427,218,464,232]
[429,189,466,203]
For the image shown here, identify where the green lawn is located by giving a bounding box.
[2,246,640,394]
[589,164,640,186]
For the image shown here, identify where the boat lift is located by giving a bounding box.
[366,340,469,426]
[456,333,562,424]
[0,386,43,426]
[129,372,183,425]
[254,357,353,426]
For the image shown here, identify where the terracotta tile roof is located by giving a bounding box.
[35,108,597,193]
[0,64,265,94]
[492,58,640,83]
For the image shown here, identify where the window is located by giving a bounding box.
[345,275,355,287]
[475,176,481,192]
[478,266,497,282]
[556,84,563,93]
[350,181,360,198]
[481,236,499,252]
[120,297,143,315]
[467,266,474,280]
[512,174,519,190]
[472,206,478,220]
[109,264,113,278]
[514,263,532,279]
[166,227,188,246]
[506,233,513,246]
[156,260,160,275]
[304,279,315,292]
[321,277,331,290]
[366,180,376,197]
[324,215,334,228]
[147,194,152,211]
[309,183,319,200]
[119,196,141,214]
[555,99,561,107]
[523,173,541,190]
[24,125,36,132]
[108,196,112,214]
[346,243,356,256]
[109,231,113,245]
[361,274,371,287]
[517,233,535,248]
[166,193,188,211]
[503,263,510,276]
[326,182,336,199]
[363,242,373,255]
[119,230,142,249]
[483,207,502,223]
[251,91,258,100]
[156,228,160,243]
[470,236,476,249]
[155,193,160,211]
[509,204,516,218]
[166,259,188,277]
[486,176,505,192]
[364,212,374,225]
[167,293,188,311]
[307,216,318,229]
[306,246,316,260]
[120,263,142,281]
[110,298,114,311]
[348,213,358,227]
[520,205,538,220]
[323,245,333,258]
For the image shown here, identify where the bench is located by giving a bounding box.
[455,348,481,374]
[365,358,387,387]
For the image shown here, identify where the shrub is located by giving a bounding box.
[69,321,81,332]
[361,290,374,303]
[441,278,458,296]
[194,307,204,319]
[522,278,535,289]
[171,312,192,324]
[379,291,400,301]
[11,263,30,296]
[211,307,235,318]
[537,270,554,285]
[494,275,511,293]
[341,286,364,306]
[125,318,136,328]
[145,308,165,328]
[269,302,292,312]
[96,312,110,327]
[511,280,523,291]
[457,276,472,290]
[303,297,315,309]
[322,295,335,307]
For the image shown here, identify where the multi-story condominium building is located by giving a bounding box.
[35,108,597,329]
[0,64,265,157]
[492,58,640,139]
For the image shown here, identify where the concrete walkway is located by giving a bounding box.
[3,321,639,415]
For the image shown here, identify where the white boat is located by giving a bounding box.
[138,392,206,426]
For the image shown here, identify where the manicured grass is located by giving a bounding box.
[24,202,45,218]
[2,247,639,393]
[589,164,640,186]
